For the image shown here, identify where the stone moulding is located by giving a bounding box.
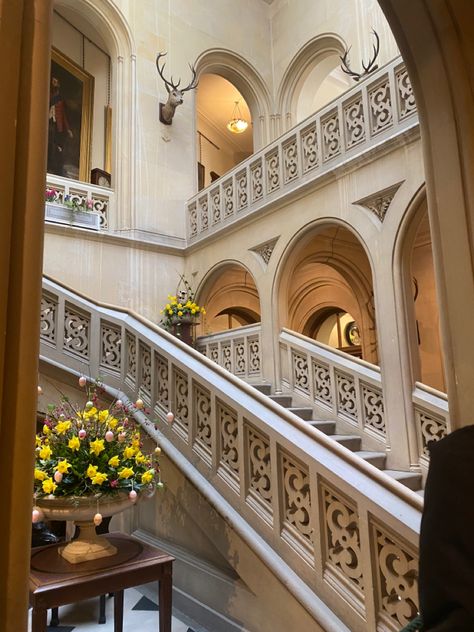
[353,181,404,222]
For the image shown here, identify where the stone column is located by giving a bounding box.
[0,1,52,630]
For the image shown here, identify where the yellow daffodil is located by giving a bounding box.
[135,452,146,464]
[34,469,46,481]
[87,464,98,479]
[123,446,136,460]
[166,303,171,310]
[108,455,120,468]
[83,406,98,419]
[118,467,134,479]
[141,470,155,484]
[90,438,105,456]
[178,311,183,317]
[91,472,108,486]
[109,417,119,429]
[177,303,182,309]
[55,420,72,435]
[191,308,196,314]
[168,309,173,315]
[42,424,51,435]
[39,445,52,460]
[56,459,71,474]
[68,436,80,451]
[42,478,57,494]
[35,435,43,447]
[98,409,109,423]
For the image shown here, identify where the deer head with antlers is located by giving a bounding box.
[156,52,198,125]
[340,29,380,82]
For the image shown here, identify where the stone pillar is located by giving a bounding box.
[0,1,52,630]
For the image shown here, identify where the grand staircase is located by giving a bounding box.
[254,383,423,493]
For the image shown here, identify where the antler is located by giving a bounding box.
[181,63,198,93]
[156,52,179,93]
[156,52,198,93]
[362,29,380,74]
[339,30,380,82]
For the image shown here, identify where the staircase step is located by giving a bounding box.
[287,407,314,421]
[308,420,336,435]
[252,383,272,396]
[383,470,423,492]
[269,394,293,407]
[354,450,387,469]
[331,434,362,451]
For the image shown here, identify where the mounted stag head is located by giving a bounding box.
[156,52,198,125]
[340,29,380,82]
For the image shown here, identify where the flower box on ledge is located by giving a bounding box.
[45,202,100,231]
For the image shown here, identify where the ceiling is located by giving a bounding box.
[196,74,253,155]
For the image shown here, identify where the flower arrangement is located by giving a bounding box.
[33,378,162,501]
[45,187,94,213]
[159,276,206,331]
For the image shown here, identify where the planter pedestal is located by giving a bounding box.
[169,316,198,346]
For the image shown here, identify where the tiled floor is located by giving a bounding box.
[28,586,201,632]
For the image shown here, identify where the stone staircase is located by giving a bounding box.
[254,384,423,493]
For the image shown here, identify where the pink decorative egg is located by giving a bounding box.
[129,489,138,503]
[154,446,162,456]
[115,399,123,408]
[54,471,63,483]
[93,512,103,526]
[32,508,44,523]
[118,432,126,442]
[166,411,174,423]
[37,386,43,395]
[78,429,87,439]
[105,430,114,442]
[78,376,87,387]
[135,399,144,409]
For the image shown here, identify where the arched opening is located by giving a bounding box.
[278,223,377,363]
[196,263,261,335]
[404,198,445,391]
[196,74,253,190]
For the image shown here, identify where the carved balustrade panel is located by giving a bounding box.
[362,384,385,437]
[395,66,416,120]
[301,123,319,173]
[100,321,122,373]
[416,408,448,457]
[211,188,221,225]
[283,137,298,184]
[125,331,137,386]
[368,78,393,135]
[236,170,248,211]
[373,524,419,630]
[234,340,246,375]
[217,399,240,492]
[189,202,198,237]
[321,110,341,162]
[312,360,333,407]
[64,303,90,360]
[250,160,264,203]
[335,371,358,424]
[221,342,232,372]
[172,366,190,441]
[209,344,219,365]
[343,96,366,149]
[139,342,152,402]
[193,382,212,465]
[154,352,169,412]
[292,350,310,394]
[281,451,313,560]
[40,291,58,345]
[223,179,234,218]
[265,149,280,193]
[246,423,273,521]
[92,196,109,229]
[322,484,364,605]
[199,196,209,232]
[248,337,261,375]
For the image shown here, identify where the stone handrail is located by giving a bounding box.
[196,323,262,380]
[40,276,421,631]
[187,56,417,244]
[46,173,113,229]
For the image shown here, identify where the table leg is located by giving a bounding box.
[159,563,173,632]
[31,607,48,632]
[50,607,59,626]
[114,589,124,632]
[99,594,106,624]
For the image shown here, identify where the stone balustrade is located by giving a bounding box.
[40,276,423,631]
[187,56,417,244]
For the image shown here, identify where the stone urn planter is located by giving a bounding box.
[45,202,100,231]
[169,314,199,346]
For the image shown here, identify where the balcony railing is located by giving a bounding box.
[40,276,422,632]
[187,57,417,244]
[45,174,113,229]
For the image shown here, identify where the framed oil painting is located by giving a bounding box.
[48,48,94,182]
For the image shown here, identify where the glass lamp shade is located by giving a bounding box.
[226,117,248,134]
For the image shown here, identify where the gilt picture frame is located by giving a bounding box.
[48,48,94,182]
